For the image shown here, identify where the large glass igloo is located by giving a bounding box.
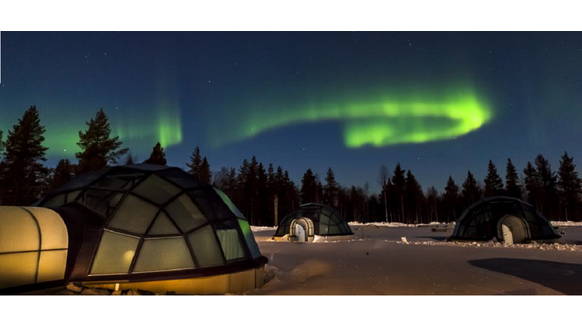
[35,164,266,294]
[449,196,561,244]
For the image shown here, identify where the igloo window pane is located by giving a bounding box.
[148,211,181,235]
[65,190,81,203]
[166,194,207,233]
[217,229,245,261]
[132,174,181,205]
[91,173,143,190]
[84,189,124,217]
[215,188,244,218]
[188,225,225,268]
[108,194,158,234]
[319,223,329,235]
[329,224,341,235]
[238,219,261,259]
[90,231,139,275]
[43,193,66,208]
[133,238,195,273]
[320,214,331,226]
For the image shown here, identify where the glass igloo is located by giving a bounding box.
[36,164,266,294]
[273,203,353,242]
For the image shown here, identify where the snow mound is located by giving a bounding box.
[251,226,277,232]
[551,221,582,227]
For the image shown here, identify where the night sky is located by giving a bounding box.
[1,32,582,192]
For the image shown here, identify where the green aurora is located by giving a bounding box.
[211,88,493,148]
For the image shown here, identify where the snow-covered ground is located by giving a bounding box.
[249,225,582,295]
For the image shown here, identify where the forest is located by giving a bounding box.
[1,106,581,225]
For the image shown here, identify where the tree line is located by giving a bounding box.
[1,106,581,225]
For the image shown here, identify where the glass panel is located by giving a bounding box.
[238,219,261,259]
[90,231,139,275]
[166,194,207,233]
[328,224,341,235]
[217,229,245,261]
[188,189,222,219]
[108,194,159,234]
[320,214,331,226]
[37,250,67,283]
[27,207,68,250]
[148,211,181,235]
[319,222,329,235]
[91,172,144,190]
[188,225,225,267]
[54,168,108,192]
[65,190,82,204]
[84,189,124,217]
[162,169,202,189]
[43,193,66,208]
[133,238,195,273]
[0,207,39,253]
[0,253,38,289]
[132,174,181,205]
[215,188,244,218]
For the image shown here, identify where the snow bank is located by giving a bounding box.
[551,221,582,227]
[251,226,277,232]
[349,221,455,227]
[392,239,582,252]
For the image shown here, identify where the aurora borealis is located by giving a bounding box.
[2,32,582,190]
[212,89,492,148]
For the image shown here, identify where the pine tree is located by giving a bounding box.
[404,170,423,223]
[186,146,202,178]
[0,106,49,205]
[300,168,317,203]
[535,154,558,219]
[378,164,390,222]
[505,158,521,199]
[76,109,128,173]
[484,160,504,197]
[462,171,481,206]
[523,161,542,209]
[558,152,582,221]
[198,157,212,185]
[323,167,339,207]
[124,153,137,165]
[392,163,406,221]
[443,176,460,221]
[50,159,74,190]
[144,142,167,165]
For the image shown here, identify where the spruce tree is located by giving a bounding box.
[391,163,406,221]
[300,168,317,203]
[0,106,49,205]
[558,152,582,220]
[323,167,339,206]
[198,157,212,185]
[462,171,481,206]
[76,109,128,173]
[404,170,423,223]
[186,146,202,178]
[535,154,558,218]
[484,160,504,197]
[443,175,460,221]
[505,158,521,199]
[523,161,542,209]
[50,159,74,190]
[144,142,167,165]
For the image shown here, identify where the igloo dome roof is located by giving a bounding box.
[37,164,265,284]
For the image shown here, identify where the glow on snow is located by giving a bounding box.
[212,90,493,148]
